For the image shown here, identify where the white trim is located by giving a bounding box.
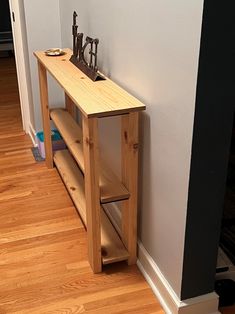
[137,255,173,314]
[104,203,220,314]
[137,241,180,313]
[138,242,220,314]
[28,123,37,147]
[9,0,34,134]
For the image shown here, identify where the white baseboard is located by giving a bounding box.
[103,203,220,314]
[28,123,37,147]
[138,242,220,314]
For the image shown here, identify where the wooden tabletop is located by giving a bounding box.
[34,49,146,118]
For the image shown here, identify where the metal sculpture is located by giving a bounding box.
[70,11,105,82]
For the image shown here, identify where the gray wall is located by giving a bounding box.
[60,0,88,49]
[59,0,203,297]
[23,0,64,131]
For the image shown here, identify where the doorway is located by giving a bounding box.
[4,0,35,143]
[0,0,23,137]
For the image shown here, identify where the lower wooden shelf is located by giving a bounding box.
[54,149,129,265]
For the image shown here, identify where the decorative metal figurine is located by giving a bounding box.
[70,11,105,82]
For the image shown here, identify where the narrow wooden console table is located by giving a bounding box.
[34,48,146,273]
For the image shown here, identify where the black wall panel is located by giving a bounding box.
[181,0,235,300]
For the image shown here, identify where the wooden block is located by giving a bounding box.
[38,61,53,169]
[50,108,130,203]
[121,112,139,265]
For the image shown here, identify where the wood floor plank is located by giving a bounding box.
[0,55,165,313]
[220,306,235,314]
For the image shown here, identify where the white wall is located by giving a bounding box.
[60,0,88,49]
[60,0,203,298]
[9,0,35,133]
[23,0,64,131]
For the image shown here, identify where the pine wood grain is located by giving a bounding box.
[38,61,53,169]
[54,149,130,265]
[50,108,130,203]
[82,116,102,273]
[65,93,77,119]
[100,208,130,265]
[37,53,143,272]
[121,112,139,265]
[34,49,146,118]
[0,55,164,313]
[54,149,87,224]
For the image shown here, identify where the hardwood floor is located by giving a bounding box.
[220,306,235,314]
[0,57,24,138]
[0,56,165,313]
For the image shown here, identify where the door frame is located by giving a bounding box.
[8,0,34,141]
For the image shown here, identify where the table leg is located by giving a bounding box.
[38,61,53,168]
[121,112,139,265]
[65,93,77,120]
[82,116,102,273]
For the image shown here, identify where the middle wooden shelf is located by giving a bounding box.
[50,108,130,204]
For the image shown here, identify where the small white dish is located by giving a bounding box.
[45,48,65,56]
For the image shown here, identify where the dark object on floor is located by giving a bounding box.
[31,147,45,162]
[216,266,229,274]
[215,279,235,307]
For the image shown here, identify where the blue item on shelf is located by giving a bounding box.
[36,129,62,142]
[36,129,66,159]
